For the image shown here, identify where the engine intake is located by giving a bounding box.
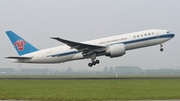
[106,44,126,58]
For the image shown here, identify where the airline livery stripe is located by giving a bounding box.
[48,33,174,57]
[123,33,174,44]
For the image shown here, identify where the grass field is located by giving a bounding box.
[0,77,180,100]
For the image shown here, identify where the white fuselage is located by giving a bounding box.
[11,29,174,63]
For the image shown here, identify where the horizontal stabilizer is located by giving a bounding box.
[6,56,33,59]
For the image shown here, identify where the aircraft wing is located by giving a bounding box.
[51,37,106,54]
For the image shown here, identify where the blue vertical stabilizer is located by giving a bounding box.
[6,31,38,56]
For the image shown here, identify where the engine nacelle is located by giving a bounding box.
[106,44,126,58]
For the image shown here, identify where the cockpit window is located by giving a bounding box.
[167,31,170,33]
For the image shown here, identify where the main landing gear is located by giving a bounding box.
[88,52,100,67]
[88,60,100,67]
[160,44,164,52]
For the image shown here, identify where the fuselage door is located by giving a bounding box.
[156,31,160,38]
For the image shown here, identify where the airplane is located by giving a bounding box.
[5,29,175,67]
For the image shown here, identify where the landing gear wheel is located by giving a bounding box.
[160,48,164,52]
[88,59,100,67]
[96,60,100,64]
[88,63,92,67]
[92,61,96,65]
[160,44,164,52]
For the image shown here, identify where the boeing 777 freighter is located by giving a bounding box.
[5,29,174,67]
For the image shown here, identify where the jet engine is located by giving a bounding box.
[105,44,126,58]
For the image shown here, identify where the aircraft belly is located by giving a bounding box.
[33,56,73,63]
[125,41,148,50]
[71,53,84,60]
[125,38,170,50]
[11,59,22,63]
[147,38,170,46]
[57,55,74,63]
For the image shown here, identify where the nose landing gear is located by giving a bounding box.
[160,44,164,52]
[160,48,164,52]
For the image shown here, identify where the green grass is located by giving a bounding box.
[1,74,180,78]
[0,79,180,100]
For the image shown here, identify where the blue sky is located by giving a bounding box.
[0,0,179,71]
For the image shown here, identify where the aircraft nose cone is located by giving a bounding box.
[171,33,175,38]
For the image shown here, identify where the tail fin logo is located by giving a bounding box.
[14,40,26,51]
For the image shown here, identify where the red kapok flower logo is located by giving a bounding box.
[14,40,26,51]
